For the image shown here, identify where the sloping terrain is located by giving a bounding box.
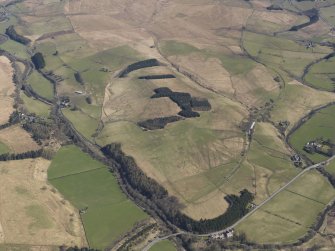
[1,0,335,249]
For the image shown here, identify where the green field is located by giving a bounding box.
[289,105,335,163]
[20,92,51,117]
[28,71,54,100]
[149,240,177,251]
[0,141,10,154]
[237,170,335,244]
[0,39,31,60]
[62,109,99,140]
[48,145,148,249]
[305,57,335,92]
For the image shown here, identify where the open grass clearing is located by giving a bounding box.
[0,56,15,125]
[49,145,148,250]
[0,125,40,153]
[20,92,51,118]
[289,104,335,163]
[0,158,86,246]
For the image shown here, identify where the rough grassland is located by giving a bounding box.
[0,125,40,153]
[237,170,335,244]
[289,105,335,163]
[0,56,15,126]
[0,158,86,247]
[48,145,148,250]
[149,240,177,251]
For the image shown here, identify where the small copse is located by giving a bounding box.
[31,52,46,70]
[138,116,183,130]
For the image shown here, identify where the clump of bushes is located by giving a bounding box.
[74,72,85,85]
[138,116,183,130]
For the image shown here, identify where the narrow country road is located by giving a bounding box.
[142,155,335,251]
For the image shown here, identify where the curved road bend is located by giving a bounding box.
[142,156,335,251]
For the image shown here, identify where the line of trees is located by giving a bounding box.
[60,246,100,251]
[5,25,31,45]
[118,59,161,77]
[138,74,176,80]
[0,149,43,161]
[289,8,319,31]
[101,143,254,234]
